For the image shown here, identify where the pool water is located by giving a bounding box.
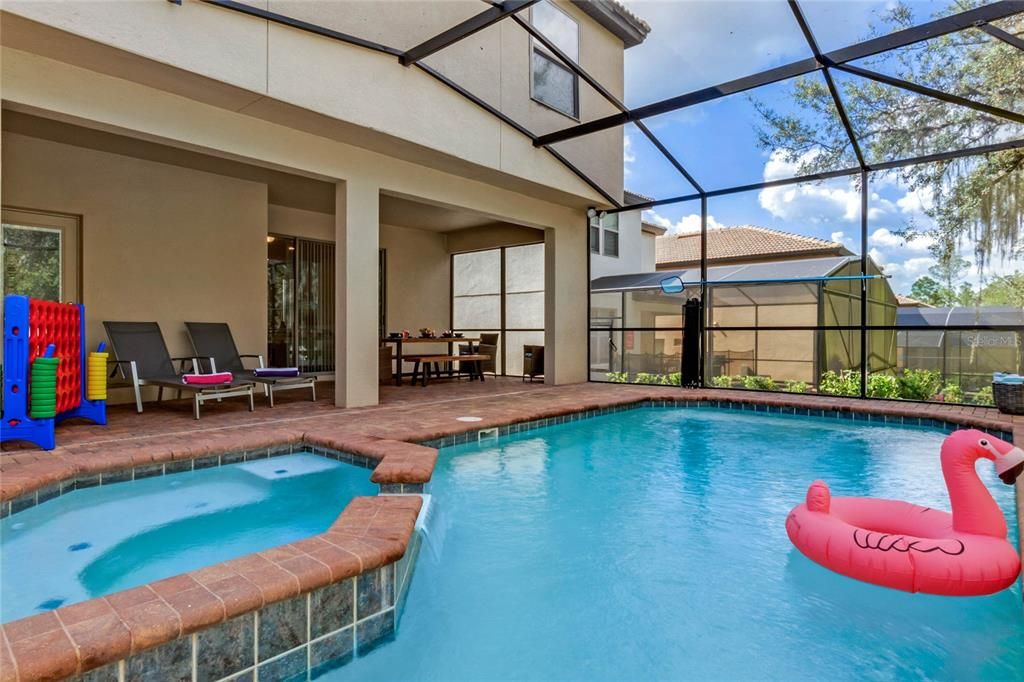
[0,453,376,622]
[334,408,1022,681]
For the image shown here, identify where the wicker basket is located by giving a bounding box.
[993,382,1024,415]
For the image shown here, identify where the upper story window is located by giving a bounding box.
[589,213,619,258]
[601,213,619,258]
[530,1,579,119]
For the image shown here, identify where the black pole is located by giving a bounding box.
[700,195,709,387]
[860,170,869,398]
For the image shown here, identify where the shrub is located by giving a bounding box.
[897,368,942,401]
[662,372,682,386]
[938,382,964,403]
[606,372,628,383]
[742,375,776,391]
[785,381,809,393]
[866,374,900,399]
[972,385,994,406]
[819,369,859,396]
[709,375,734,388]
[632,373,663,385]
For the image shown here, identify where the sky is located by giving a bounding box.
[615,0,1022,295]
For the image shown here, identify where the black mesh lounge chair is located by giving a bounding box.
[185,322,317,407]
[104,321,255,419]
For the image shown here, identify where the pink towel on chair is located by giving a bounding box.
[181,372,233,385]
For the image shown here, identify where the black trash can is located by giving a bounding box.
[523,345,544,382]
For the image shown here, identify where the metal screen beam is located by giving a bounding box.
[606,135,1024,214]
[200,0,402,56]
[400,0,538,66]
[978,22,1024,51]
[788,0,867,169]
[834,62,1024,125]
[508,12,704,194]
[535,1,1024,147]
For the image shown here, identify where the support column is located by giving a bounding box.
[544,218,588,385]
[335,178,380,407]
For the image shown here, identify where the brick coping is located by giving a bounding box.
[1,386,1021,680]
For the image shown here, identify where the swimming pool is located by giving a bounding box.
[333,407,1022,681]
[0,453,376,623]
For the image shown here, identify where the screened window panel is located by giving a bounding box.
[453,294,501,329]
[453,250,501,296]
[506,331,545,376]
[589,291,623,328]
[505,244,545,293]
[623,290,683,327]
[507,292,544,330]
[706,330,755,385]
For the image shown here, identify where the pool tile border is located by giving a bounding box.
[421,398,1015,448]
[0,444,377,520]
[1,496,420,682]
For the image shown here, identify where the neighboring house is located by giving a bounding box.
[655,225,852,270]
[589,190,666,278]
[0,0,649,406]
[590,225,899,384]
[895,294,933,308]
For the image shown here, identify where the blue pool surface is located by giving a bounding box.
[1,453,376,622]
[333,408,1022,681]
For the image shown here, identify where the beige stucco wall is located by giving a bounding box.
[1,131,268,401]
[380,224,451,335]
[268,204,334,241]
[2,46,591,401]
[1,0,621,206]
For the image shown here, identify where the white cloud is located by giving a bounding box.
[758,151,861,223]
[622,0,816,104]
[869,227,933,252]
[643,208,724,236]
[896,185,934,217]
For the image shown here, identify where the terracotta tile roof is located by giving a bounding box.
[896,294,933,307]
[656,225,849,268]
[624,189,654,205]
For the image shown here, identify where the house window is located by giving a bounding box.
[602,213,619,258]
[1,209,80,302]
[589,217,601,254]
[530,1,579,118]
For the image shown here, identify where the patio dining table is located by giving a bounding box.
[382,336,480,386]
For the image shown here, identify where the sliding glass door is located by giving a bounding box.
[267,234,335,373]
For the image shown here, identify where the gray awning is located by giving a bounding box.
[896,306,1024,327]
[590,256,855,292]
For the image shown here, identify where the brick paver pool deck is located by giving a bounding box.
[1,380,1021,681]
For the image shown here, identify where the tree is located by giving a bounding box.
[909,276,948,305]
[979,272,1024,306]
[928,254,970,293]
[754,1,1023,275]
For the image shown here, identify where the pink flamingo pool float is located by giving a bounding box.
[787,429,1024,596]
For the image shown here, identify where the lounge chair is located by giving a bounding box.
[104,321,255,419]
[185,322,317,407]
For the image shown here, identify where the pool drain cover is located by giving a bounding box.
[68,542,91,552]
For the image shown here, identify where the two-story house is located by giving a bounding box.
[0,0,649,406]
